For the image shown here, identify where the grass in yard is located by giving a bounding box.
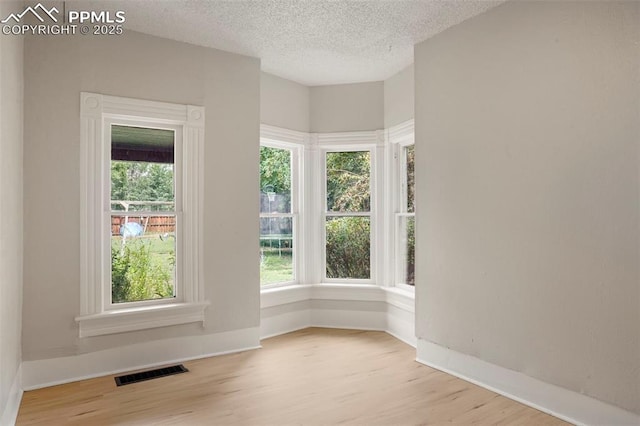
[112,234,175,266]
[261,249,293,285]
[113,235,292,290]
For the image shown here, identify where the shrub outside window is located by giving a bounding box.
[324,150,372,281]
[396,144,415,287]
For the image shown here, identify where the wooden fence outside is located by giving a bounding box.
[111,216,176,236]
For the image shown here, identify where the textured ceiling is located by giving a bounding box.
[81,1,504,86]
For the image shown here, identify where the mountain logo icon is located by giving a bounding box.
[1,3,59,24]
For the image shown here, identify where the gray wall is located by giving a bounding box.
[261,72,310,132]
[384,64,414,128]
[310,81,384,132]
[23,31,261,360]
[262,76,385,133]
[0,0,24,419]
[415,0,639,414]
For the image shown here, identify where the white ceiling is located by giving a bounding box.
[85,0,504,86]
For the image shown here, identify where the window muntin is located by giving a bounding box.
[324,150,372,281]
[260,145,296,286]
[108,122,181,306]
[396,144,415,287]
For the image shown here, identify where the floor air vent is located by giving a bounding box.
[115,364,189,386]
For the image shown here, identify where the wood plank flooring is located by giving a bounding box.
[16,328,568,425]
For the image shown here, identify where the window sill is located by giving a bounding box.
[261,283,414,312]
[261,284,312,308]
[75,301,210,338]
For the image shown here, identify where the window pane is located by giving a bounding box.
[111,215,176,303]
[260,146,292,214]
[111,125,175,163]
[406,145,415,213]
[326,151,370,212]
[260,217,294,285]
[398,216,415,286]
[110,125,177,303]
[111,125,175,207]
[111,161,175,207]
[326,217,370,279]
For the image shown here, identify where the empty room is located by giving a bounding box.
[0,0,638,424]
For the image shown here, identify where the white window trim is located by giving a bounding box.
[104,118,185,310]
[76,92,208,338]
[318,131,383,285]
[258,125,415,296]
[260,126,305,289]
[387,119,415,291]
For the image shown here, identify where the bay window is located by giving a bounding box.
[258,125,415,292]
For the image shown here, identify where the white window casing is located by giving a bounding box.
[76,92,208,338]
[387,120,416,291]
[259,123,416,292]
[259,125,306,288]
[318,131,383,285]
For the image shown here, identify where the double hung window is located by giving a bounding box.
[395,144,415,287]
[259,141,299,287]
[323,149,373,282]
[109,123,180,304]
[78,93,206,337]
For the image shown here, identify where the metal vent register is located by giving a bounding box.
[114,364,189,386]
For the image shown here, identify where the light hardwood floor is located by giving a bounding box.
[17,328,568,425]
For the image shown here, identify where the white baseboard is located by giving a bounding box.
[416,338,640,426]
[0,364,23,426]
[261,304,387,339]
[261,305,311,339]
[260,286,416,348]
[22,327,261,391]
[22,284,417,392]
[311,305,387,331]
[386,311,416,348]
